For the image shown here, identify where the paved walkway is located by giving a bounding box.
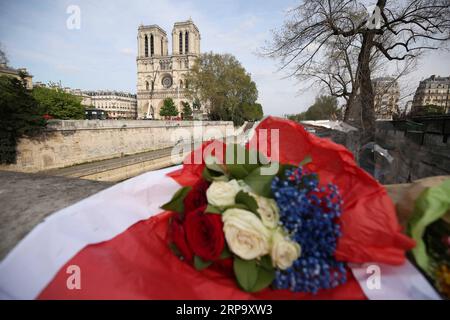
[0,171,113,260]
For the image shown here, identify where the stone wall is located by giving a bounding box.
[374,122,450,184]
[306,120,449,185]
[0,120,234,172]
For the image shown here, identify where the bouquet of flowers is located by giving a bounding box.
[32,117,416,299]
[163,117,416,295]
[163,150,345,293]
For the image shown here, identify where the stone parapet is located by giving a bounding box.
[0,120,234,173]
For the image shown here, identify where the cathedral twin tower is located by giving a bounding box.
[136,19,201,119]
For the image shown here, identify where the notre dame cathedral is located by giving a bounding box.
[136,19,202,119]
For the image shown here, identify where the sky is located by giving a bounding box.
[1,0,449,116]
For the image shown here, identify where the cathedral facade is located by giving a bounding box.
[136,19,202,119]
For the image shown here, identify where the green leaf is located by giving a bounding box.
[206,204,222,214]
[219,246,232,260]
[233,257,258,291]
[225,144,260,179]
[233,256,275,292]
[408,179,450,275]
[168,242,182,257]
[194,255,212,270]
[226,164,250,180]
[299,155,312,166]
[205,155,226,174]
[251,265,275,292]
[161,186,192,213]
[259,255,273,271]
[235,190,259,216]
[202,167,229,182]
[244,166,276,198]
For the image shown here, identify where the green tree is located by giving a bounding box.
[185,52,258,125]
[32,86,85,119]
[0,76,46,164]
[238,102,264,122]
[286,113,307,122]
[304,95,339,120]
[159,98,179,118]
[181,101,193,120]
[288,95,340,121]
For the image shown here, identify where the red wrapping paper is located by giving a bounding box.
[38,117,414,299]
[39,212,365,299]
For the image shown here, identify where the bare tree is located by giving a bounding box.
[265,0,450,142]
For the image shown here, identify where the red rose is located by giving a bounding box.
[169,215,194,262]
[183,179,210,213]
[185,206,225,262]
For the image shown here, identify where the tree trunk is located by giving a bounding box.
[345,0,387,143]
[357,32,376,144]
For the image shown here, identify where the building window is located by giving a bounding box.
[179,32,183,54]
[161,38,163,55]
[185,31,189,53]
[179,80,183,88]
[150,35,154,56]
[146,81,149,91]
[151,81,154,91]
[144,35,148,57]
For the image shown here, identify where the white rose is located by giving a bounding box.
[206,179,241,207]
[253,194,279,229]
[235,181,280,229]
[271,230,301,270]
[222,208,271,260]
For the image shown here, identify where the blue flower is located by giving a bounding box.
[271,166,347,293]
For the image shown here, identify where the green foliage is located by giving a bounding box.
[231,102,264,126]
[235,191,260,216]
[0,76,46,164]
[408,179,450,275]
[205,204,222,214]
[181,101,193,120]
[32,86,85,120]
[202,166,230,182]
[161,186,192,214]
[240,102,264,121]
[185,52,259,125]
[159,98,179,118]
[243,165,276,198]
[194,256,212,270]
[287,95,341,121]
[224,143,261,179]
[233,256,275,292]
